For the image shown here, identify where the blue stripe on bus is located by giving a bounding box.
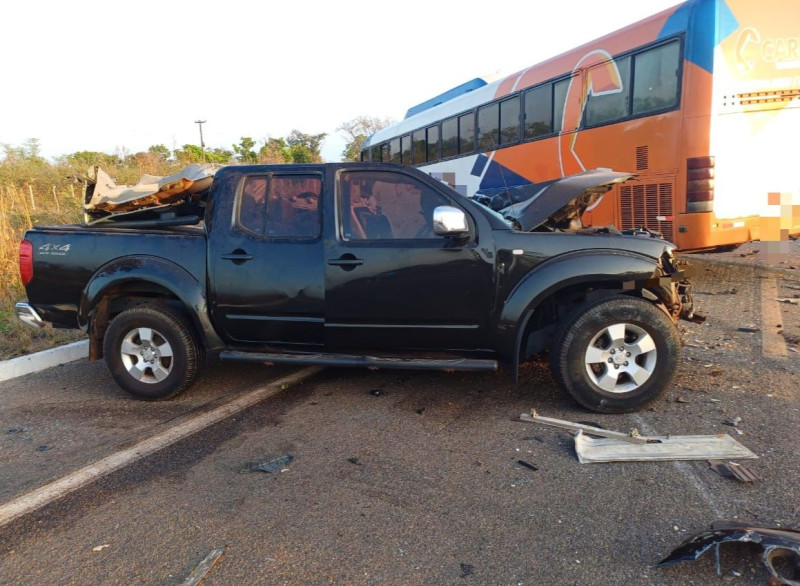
[658,0,739,74]
[473,156,532,191]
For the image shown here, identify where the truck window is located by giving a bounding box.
[340,171,450,240]
[238,174,322,239]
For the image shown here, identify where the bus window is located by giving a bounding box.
[401,134,412,164]
[426,125,440,162]
[390,138,401,163]
[458,112,475,154]
[380,144,389,163]
[524,84,553,138]
[478,103,499,149]
[584,56,631,126]
[553,78,571,132]
[412,130,426,164]
[442,117,458,158]
[633,41,680,115]
[370,145,380,162]
[500,96,520,145]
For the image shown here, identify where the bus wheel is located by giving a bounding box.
[550,296,681,413]
[103,305,200,400]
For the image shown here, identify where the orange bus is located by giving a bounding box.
[360,0,800,250]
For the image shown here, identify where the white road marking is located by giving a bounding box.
[760,277,788,359]
[0,366,323,528]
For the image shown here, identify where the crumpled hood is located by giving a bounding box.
[472,169,635,232]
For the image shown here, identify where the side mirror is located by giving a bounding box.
[433,206,469,236]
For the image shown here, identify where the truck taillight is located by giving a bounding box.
[686,156,715,212]
[19,239,33,285]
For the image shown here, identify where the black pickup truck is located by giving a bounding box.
[17,163,695,413]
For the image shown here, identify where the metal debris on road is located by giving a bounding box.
[708,460,760,483]
[724,417,742,427]
[516,460,538,471]
[738,326,761,333]
[659,522,800,585]
[520,410,758,463]
[243,455,294,474]
[775,298,800,305]
[182,548,225,586]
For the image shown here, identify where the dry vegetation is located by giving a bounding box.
[0,141,181,359]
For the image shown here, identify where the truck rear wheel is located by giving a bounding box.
[550,295,681,413]
[103,305,200,400]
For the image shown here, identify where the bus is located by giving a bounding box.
[360,0,800,250]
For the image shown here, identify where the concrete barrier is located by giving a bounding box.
[0,340,89,384]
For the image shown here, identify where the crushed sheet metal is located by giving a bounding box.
[659,522,800,585]
[520,410,758,463]
[708,459,760,482]
[84,163,221,212]
[574,430,757,463]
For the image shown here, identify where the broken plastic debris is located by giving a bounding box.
[724,417,742,427]
[244,455,293,473]
[517,460,538,471]
[659,522,800,585]
[92,544,110,552]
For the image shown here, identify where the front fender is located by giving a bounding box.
[495,250,662,365]
[79,255,224,352]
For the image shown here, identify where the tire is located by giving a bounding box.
[550,295,681,413]
[103,305,200,400]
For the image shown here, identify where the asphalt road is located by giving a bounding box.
[0,245,798,586]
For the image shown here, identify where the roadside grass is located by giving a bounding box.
[0,184,86,359]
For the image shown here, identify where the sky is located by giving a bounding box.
[1,0,681,164]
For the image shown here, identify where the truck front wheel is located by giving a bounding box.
[103,305,200,400]
[550,295,681,413]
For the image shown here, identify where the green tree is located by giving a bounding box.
[286,130,327,163]
[148,144,172,162]
[233,137,257,163]
[63,150,122,170]
[337,116,393,161]
[258,138,289,164]
[173,144,206,165]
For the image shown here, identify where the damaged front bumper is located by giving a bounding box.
[660,522,800,585]
[640,252,702,323]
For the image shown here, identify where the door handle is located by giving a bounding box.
[328,254,363,270]
[222,250,254,264]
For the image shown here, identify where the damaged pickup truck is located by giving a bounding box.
[17,163,696,412]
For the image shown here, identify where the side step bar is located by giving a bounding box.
[220,350,498,372]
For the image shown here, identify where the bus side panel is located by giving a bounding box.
[710,0,800,240]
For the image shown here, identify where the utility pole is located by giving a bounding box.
[194,120,206,162]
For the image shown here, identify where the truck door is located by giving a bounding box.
[209,171,324,346]
[324,168,494,351]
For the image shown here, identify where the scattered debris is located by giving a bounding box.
[416,408,425,415]
[243,455,293,474]
[738,327,761,333]
[516,460,539,471]
[182,548,225,586]
[347,457,361,466]
[676,397,689,404]
[659,522,800,585]
[776,298,800,305]
[724,417,742,427]
[92,544,110,552]
[697,288,739,295]
[708,460,760,483]
[7,427,28,435]
[520,410,758,463]
[369,389,383,397]
[459,563,476,578]
[36,445,50,452]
